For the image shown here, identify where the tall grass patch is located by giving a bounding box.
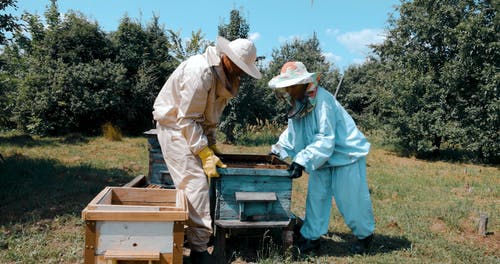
[233,119,285,146]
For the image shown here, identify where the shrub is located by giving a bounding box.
[102,122,122,141]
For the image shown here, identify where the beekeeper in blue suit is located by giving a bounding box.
[268,61,375,255]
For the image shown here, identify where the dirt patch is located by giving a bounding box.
[429,218,447,233]
[385,219,403,232]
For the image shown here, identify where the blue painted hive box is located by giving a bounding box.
[212,154,292,223]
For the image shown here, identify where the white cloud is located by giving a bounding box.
[278,34,306,44]
[249,32,261,42]
[325,28,340,36]
[322,52,342,63]
[337,28,386,55]
[351,58,366,65]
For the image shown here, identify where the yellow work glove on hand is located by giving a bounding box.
[198,146,227,178]
[209,144,222,155]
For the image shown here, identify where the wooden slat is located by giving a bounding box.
[176,190,187,210]
[87,204,160,212]
[119,201,177,207]
[215,219,291,228]
[123,175,147,187]
[173,222,184,264]
[84,221,96,264]
[217,167,291,176]
[82,210,188,221]
[104,250,160,261]
[112,187,178,204]
[235,192,276,202]
[219,154,289,166]
[86,187,112,206]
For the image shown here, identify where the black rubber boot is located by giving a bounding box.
[351,234,374,254]
[190,250,215,264]
[296,234,320,255]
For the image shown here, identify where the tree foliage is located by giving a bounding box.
[0,0,19,127]
[3,0,176,135]
[0,0,496,164]
[374,0,499,163]
[110,15,177,133]
[217,9,263,143]
[0,0,19,45]
[168,29,212,62]
[341,59,394,131]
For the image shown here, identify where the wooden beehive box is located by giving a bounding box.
[143,129,174,188]
[82,187,188,264]
[212,154,292,224]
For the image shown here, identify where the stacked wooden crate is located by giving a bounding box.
[82,187,188,264]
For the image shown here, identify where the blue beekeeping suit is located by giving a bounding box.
[272,86,375,240]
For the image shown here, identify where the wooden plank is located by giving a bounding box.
[119,201,177,207]
[215,226,226,262]
[160,253,174,264]
[172,222,184,264]
[478,213,489,236]
[86,187,112,207]
[84,221,96,264]
[218,154,288,165]
[218,167,290,176]
[87,204,161,212]
[220,176,292,193]
[112,187,178,205]
[104,250,160,261]
[215,219,291,228]
[235,192,276,202]
[176,190,187,210]
[96,221,173,255]
[83,211,188,221]
[217,194,291,221]
[123,175,147,187]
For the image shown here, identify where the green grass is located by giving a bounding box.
[0,132,498,263]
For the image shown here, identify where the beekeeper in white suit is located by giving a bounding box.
[153,36,262,263]
[268,61,375,255]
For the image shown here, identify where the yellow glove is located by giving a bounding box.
[209,144,222,154]
[198,146,227,178]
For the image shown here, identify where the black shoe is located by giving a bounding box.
[190,250,215,264]
[351,234,374,254]
[296,235,320,255]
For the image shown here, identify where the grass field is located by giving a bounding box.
[0,132,498,263]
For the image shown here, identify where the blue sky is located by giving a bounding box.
[10,0,400,71]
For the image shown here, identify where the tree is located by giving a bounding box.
[168,29,212,62]
[10,1,128,135]
[341,59,393,131]
[217,9,262,143]
[0,0,19,129]
[0,0,19,45]
[110,15,177,134]
[374,0,499,163]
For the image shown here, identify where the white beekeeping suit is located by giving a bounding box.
[152,36,261,261]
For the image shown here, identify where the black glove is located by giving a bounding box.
[268,152,280,158]
[287,162,304,179]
